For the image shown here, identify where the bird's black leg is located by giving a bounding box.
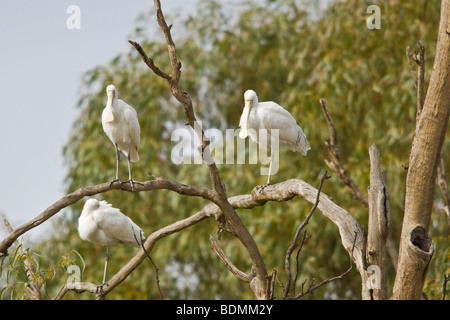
[256,183,270,193]
[121,145,143,191]
[96,282,108,295]
[109,179,121,188]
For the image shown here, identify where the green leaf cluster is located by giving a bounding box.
[1,240,84,300]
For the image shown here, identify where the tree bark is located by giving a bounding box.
[393,0,450,300]
[366,144,390,300]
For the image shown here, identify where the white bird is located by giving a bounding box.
[78,198,145,288]
[102,84,141,190]
[239,89,310,185]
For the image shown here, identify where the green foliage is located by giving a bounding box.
[0,239,84,300]
[19,0,449,299]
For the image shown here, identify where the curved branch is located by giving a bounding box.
[0,178,217,257]
[53,178,365,299]
[54,282,102,300]
[209,235,253,283]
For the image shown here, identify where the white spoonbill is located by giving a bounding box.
[78,198,145,288]
[102,84,141,190]
[239,89,310,185]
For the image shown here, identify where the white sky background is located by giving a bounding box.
[0,0,200,242]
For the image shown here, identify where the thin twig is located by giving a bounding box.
[268,269,277,300]
[406,46,418,89]
[319,99,369,208]
[54,282,101,300]
[133,228,163,299]
[442,273,450,300]
[128,40,170,80]
[283,171,331,299]
[287,231,357,300]
[292,231,311,296]
[436,153,450,228]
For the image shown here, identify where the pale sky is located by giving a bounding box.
[0,0,199,241]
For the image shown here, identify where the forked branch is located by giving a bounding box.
[283,171,331,299]
[286,232,357,300]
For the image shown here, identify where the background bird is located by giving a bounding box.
[239,89,310,185]
[78,198,145,288]
[102,84,141,190]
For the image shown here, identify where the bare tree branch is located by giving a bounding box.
[436,153,450,228]
[442,273,450,300]
[130,0,270,299]
[244,179,366,291]
[54,282,102,300]
[287,232,357,300]
[283,171,330,299]
[52,177,365,299]
[128,40,170,80]
[209,235,253,283]
[320,99,400,285]
[406,46,419,88]
[133,228,162,299]
[319,99,369,208]
[0,178,217,257]
[292,231,310,297]
[367,144,390,300]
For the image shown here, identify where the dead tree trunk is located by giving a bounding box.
[393,0,450,300]
[367,144,390,300]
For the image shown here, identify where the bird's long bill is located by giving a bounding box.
[239,101,251,139]
[104,90,115,123]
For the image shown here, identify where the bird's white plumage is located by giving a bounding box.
[78,198,144,248]
[239,89,310,185]
[102,85,140,163]
[239,89,310,155]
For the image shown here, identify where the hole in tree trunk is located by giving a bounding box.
[410,226,432,252]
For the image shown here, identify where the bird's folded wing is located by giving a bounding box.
[93,207,143,246]
[122,106,141,162]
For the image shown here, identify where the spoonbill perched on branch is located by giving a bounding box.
[78,198,145,289]
[239,89,310,185]
[102,84,141,190]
